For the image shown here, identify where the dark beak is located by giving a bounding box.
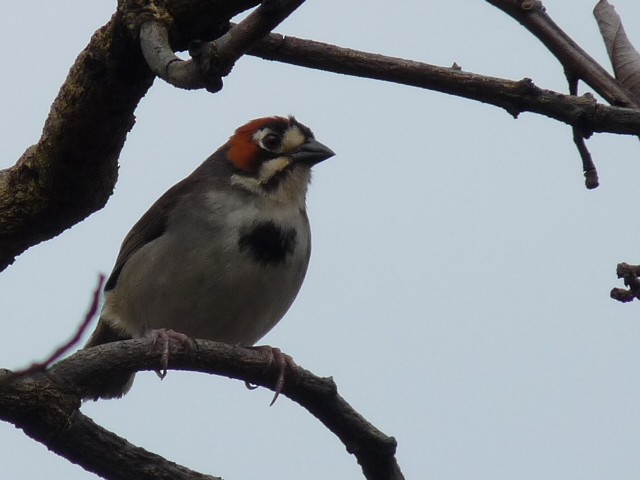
[290,139,335,165]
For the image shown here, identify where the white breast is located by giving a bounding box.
[102,188,312,346]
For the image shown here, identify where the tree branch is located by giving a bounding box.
[485,0,639,108]
[248,32,640,135]
[566,73,600,189]
[0,11,153,272]
[1,339,403,480]
[0,1,260,273]
[0,369,218,480]
[140,20,221,91]
[4,0,640,273]
[6,275,104,381]
[611,262,640,303]
[140,0,305,91]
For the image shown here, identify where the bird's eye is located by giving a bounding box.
[261,133,281,152]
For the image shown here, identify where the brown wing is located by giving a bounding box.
[104,175,203,291]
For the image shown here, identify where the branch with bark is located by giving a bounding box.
[0,0,253,272]
[488,0,639,107]
[1,339,402,480]
[2,0,640,478]
[139,0,304,91]
[611,262,640,303]
[2,0,639,272]
[247,32,640,135]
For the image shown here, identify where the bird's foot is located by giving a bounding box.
[245,345,297,406]
[148,329,192,379]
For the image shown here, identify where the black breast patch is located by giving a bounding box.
[239,221,298,266]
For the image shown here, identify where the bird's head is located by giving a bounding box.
[224,116,334,202]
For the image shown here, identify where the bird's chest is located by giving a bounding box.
[220,200,311,272]
[108,197,312,344]
[220,215,311,317]
[219,211,312,310]
[147,207,310,343]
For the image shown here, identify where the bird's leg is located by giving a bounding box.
[245,345,297,405]
[148,329,192,379]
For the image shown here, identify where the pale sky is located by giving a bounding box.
[2,1,640,479]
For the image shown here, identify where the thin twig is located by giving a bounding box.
[572,129,599,189]
[566,73,599,189]
[485,0,639,108]
[4,274,104,381]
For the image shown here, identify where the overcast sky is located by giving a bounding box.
[2,1,640,479]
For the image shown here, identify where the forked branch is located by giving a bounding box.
[1,339,403,480]
[486,0,638,107]
[139,0,305,91]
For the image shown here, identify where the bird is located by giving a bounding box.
[83,115,334,400]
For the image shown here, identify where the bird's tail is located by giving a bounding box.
[82,318,135,400]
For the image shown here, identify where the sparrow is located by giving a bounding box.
[83,116,334,400]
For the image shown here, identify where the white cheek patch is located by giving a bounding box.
[281,126,306,153]
[229,124,309,202]
[258,157,291,183]
[230,156,292,194]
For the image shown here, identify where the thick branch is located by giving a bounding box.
[5,0,640,274]
[0,1,261,273]
[212,0,305,67]
[0,369,217,480]
[140,0,305,91]
[0,11,153,272]
[140,20,218,91]
[485,0,639,108]
[62,340,405,480]
[249,33,640,135]
[1,339,403,480]
[164,0,259,48]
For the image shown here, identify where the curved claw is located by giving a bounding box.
[148,329,192,379]
[246,345,296,406]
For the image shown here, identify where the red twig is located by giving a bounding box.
[5,274,104,380]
